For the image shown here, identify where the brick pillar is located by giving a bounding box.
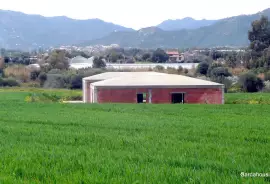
[148,89,152,104]
[86,82,91,103]
[221,86,225,104]
[82,80,86,103]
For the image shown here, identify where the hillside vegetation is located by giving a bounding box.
[157,17,217,31]
[0,90,269,183]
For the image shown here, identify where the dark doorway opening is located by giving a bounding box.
[137,93,147,103]
[171,93,185,104]
[137,94,144,103]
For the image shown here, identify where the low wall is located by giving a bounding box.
[71,63,199,70]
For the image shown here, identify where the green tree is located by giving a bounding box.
[244,16,270,69]
[212,76,232,93]
[197,61,209,75]
[209,50,223,60]
[261,47,270,69]
[225,52,238,68]
[249,16,270,54]
[46,50,69,70]
[142,53,151,61]
[108,52,123,63]
[92,57,106,68]
[208,67,232,92]
[151,49,169,63]
[239,72,264,92]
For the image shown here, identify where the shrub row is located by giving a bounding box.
[0,77,20,87]
[25,92,82,103]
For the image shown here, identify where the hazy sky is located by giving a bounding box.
[1,0,270,29]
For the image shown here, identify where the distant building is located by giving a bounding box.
[166,51,184,62]
[70,56,89,64]
[82,72,224,104]
[69,56,95,69]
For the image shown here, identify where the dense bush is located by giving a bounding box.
[154,65,165,72]
[166,67,178,74]
[47,69,63,74]
[212,76,232,93]
[38,68,108,90]
[226,76,239,85]
[264,71,270,81]
[0,69,3,77]
[263,81,270,92]
[227,84,242,93]
[30,71,40,81]
[43,74,66,89]
[25,93,61,102]
[38,72,47,87]
[77,68,104,77]
[207,67,232,92]
[0,77,20,87]
[25,92,82,103]
[238,72,264,92]
[210,67,231,78]
[25,82,41,88]
[70,74,84,89]
[177,66,183,73]
[0,58,4,77]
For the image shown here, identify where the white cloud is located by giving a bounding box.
[1,0,270,29]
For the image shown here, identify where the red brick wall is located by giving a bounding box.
[151,88,222,104]
[96,87,223,104]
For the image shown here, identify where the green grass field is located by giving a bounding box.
[0,89,269,183]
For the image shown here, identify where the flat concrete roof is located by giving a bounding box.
[90,73,223,88]
[83,72,167,81]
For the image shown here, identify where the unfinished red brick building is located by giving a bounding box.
[83,72,224,104]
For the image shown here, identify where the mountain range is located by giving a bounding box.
[84,8,270,48]
[0,10,132,50]
[157,17,218,31]
[0,8,270,50]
